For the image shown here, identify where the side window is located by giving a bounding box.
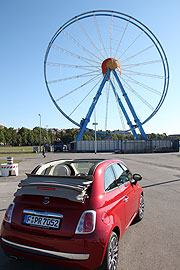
[112,163,132,185]
[120,163,133,182]
[104,165,116,191]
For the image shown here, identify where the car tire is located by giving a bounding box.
[134,194,144,222]
[99,232,119,270]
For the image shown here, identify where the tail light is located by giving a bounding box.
[75,210,96,234]
[4,202,15,223]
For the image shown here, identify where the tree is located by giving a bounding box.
[17,134,22,146]
[3,127,13,145]
[18,127,28,146]
[27,130,34,146]
[60,129,77,144]
[0,128,5,145]
[10,128,18,146]
[32,127,40,145]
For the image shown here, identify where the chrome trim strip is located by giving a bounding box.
[1,238,89,260]
[23,210,63,219]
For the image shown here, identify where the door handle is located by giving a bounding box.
[123,197,129,202]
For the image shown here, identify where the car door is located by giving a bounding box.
[120,163,140,218]
[104,165,126,232]
[111,163,137,228]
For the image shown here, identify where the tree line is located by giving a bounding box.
[0,127,77,146]
[0,126,176,147]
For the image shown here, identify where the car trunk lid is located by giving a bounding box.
[11,174,93,237]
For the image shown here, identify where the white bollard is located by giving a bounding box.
[7,156,13,164]
[1,164,9,177]
[1,157,19,177]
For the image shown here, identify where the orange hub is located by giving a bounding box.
[101,58,121,79]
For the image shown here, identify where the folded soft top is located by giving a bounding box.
[14,174,93,203]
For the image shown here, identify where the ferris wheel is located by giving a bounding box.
[44,10,169,141]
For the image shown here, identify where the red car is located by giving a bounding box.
[0,159,144,270]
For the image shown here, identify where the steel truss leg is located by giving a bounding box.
[112,70,147,140]
[110,80,139,140]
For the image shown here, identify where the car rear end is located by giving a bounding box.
[0,174,107,269]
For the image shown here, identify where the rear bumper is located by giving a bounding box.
[0,222,109,269]
[1,237,89,261]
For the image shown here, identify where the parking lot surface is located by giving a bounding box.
[0,152,180,270]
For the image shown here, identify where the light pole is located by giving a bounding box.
[38,114,41,152]
[92,108,98,154]
[92,122,98,154]
[46,125,48,143]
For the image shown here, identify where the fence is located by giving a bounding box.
[70,139,179,153]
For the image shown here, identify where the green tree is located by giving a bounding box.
[17,134,22,146]
[3,127,13,145]
[0,128,5,145]
[32,127,40,145]
[18,127,28,146]
[10,128,18,146]
[27,130,34,146]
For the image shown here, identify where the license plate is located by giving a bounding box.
[23,214,60,229]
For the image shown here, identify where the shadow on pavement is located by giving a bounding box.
[142,178,180,189]
[0,247,79,270]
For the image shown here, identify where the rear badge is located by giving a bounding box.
[43,197,50,205]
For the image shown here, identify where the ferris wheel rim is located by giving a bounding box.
[44,10,169,133]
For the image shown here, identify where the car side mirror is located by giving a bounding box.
[133,174,142,182]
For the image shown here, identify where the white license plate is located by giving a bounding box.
[23,214,60,229]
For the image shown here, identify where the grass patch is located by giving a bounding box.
[0,146,37,157]
[0,159,22,165]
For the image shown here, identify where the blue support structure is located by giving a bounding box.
[76,67,147,143]
[110,80,139,140]
[112,70,147,140]
[76,69,111,142]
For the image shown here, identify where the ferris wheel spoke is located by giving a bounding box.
[52,45,99,65]
[121,59,161,69]
[77,20,104,60]
[122,70,164,79]
[120,45,154,64]
[48,70,101,84]
[93,14,108,58]
[109,13,113,57]
[123,73,162,95]
[69,77,102,117]
[114,19,130,58]
[121,77,154,111]
[56,74,101,102]
[117,32,143,61]
[111,79,126,130]
[105,83,110,131]
[63,30,102,62]
[47,62,100,72]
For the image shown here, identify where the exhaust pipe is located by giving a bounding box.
[9,255,19,260]
[9,254,24,261]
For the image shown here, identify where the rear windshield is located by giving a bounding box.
[71,162,97,174]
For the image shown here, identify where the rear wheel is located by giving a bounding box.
[134,194,144,222]
[99,232,119,270]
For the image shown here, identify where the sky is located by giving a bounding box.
[0,0,180,136]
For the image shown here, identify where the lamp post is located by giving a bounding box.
[92,122,98,154]
[38,114,41,152]
[46,125,48,143]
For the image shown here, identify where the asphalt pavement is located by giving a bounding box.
[0,151,180,270]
